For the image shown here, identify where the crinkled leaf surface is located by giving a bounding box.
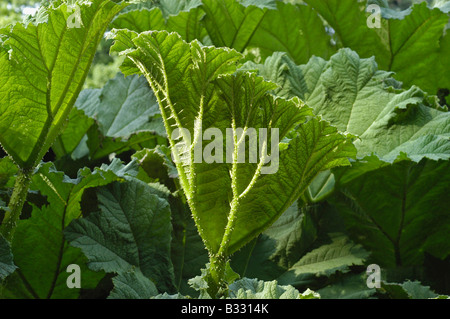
[111,30,356,256]
[1,161,125,298]
[133,147,209,296]
[0,0,127,169]
[246,49,450,267]
[108,268,158,299]
[276,233,369,288]
[65,178,175,293]
[245,49,450,163]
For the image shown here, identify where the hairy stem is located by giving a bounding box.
[0,168,33,241]
[208,253,227,298]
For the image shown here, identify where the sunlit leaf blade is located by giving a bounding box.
[0,0,127,169]
[112,5,206,43]
[52,107,94,158]
[112,7,166,33]
[111,30,356,257]
[115,0,332,64]
[64,178,175,293]
[247,49,449,268]
[245,49,450,162]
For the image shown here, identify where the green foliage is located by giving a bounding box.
[110,28,356,296]
[0,0,449,300]
[0,0,128,169]
[65,177,175,293]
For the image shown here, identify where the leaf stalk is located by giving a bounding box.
[0,168,33,242]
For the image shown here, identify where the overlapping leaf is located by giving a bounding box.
[0,0,128,169]
[244,49,450,162]
[71,72,166,160]
[276,233,369,288]
[1,161,128,298]
[112,0,333,64]
[108,268,159,299]
[65,178,175,293]
[245,48,450,267]
[332,157,450,267]
[305,0,450,95]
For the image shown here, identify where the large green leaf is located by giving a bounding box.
[245,49,450,267]
[201,0,272,52]
[332,157,450,267]
[0,0,127,169]
[305,0,450,95]
[244,49,450,162]
[64,178,175,293]
[1,161,125,298]
[111,30,356,258]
